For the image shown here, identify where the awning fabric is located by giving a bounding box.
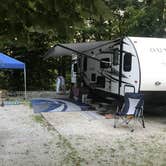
[0,53,25,69]
[45,41,112,58]
[0,52,27,99]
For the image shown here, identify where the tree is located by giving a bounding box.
[0,0,98,90]
[0,0,165,90]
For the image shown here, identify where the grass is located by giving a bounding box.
[32,114,45,124]
[58,134,86,166]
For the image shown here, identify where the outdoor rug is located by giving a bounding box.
[31,98,92,113]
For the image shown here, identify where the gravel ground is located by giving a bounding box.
[0,104,84,166]
[43,109,166,166]
[0,103,166,166]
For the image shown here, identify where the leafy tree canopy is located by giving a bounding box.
[0,0,165,90]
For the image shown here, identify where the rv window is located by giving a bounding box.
[123,53,132,72]
[97,76,105,88]
[73,63,77,72]
[113,49,119,66]
[91,73,96,81]
[100,58,110,68]
[83,57,87,71]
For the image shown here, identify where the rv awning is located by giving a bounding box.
[45,41,112,58]
[0,52,27,99]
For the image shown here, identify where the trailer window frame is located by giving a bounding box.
[113,49,119,66]
[96,76,105,88]
[83,57,87,71]
[100,58,110,69]
[123,53,132,72]
[91,73,96,82]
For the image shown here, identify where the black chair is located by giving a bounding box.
[114,93,145,132]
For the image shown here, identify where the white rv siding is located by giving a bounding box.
[120,37,140,95]
[129,37,166,91]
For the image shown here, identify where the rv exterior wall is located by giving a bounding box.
[121,37,140,95]
[70,36,166,103]
[129,37,166,91]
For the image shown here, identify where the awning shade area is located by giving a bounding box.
[45,41,113,58]
[0,52,26,98]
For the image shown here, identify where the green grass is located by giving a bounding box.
[32,114,45,124]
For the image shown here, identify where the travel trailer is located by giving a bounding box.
[46,37,166,104]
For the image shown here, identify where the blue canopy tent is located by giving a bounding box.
[0,53,27,98]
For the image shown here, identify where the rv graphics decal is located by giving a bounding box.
[150,48,166,53]
[98,69,132,85]
[106,69,128,78]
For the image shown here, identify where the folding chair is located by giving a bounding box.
[114,93,145,132]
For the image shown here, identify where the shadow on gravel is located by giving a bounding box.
[144,104,166,124]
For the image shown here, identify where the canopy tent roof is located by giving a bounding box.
[0,52,26,99]
[45,41,114,58]
[0,53,25,69]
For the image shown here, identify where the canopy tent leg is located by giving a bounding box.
[24,67,27,99]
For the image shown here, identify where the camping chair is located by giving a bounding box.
[114,93,145,132]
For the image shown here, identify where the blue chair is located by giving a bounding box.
[114,93,145,132]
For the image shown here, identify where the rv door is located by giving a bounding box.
[121,52,138,94]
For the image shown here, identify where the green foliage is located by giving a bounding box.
[0,0,165,90]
